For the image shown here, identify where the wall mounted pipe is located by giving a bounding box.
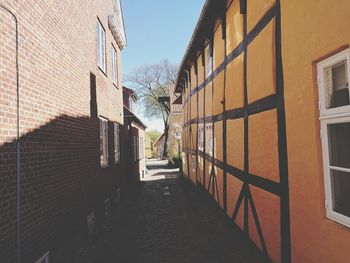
[0,3,20,263]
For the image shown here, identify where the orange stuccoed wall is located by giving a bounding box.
[180,0,350,263]
[282,1,350,263]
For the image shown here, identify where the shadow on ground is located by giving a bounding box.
[93,159,270,263]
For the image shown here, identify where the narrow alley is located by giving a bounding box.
[99,159,269,263]
[1,1,350,262]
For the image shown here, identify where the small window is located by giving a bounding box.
[104,198,110,218]
[111,46,118,85]
[318,49,350,228]
[114,123,120,164]
[205,123,213,156]
[317,49,350,116]
[96,20,106,72]
[87,211,95,236]
[133,136,137,162]
[100,117,109,167]
[139,137,144,159]
[205,45,213,78]
[192,155,196,172]
[198,123,204,152]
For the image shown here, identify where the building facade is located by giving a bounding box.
[145,133,153,159]
[168,85,183,165]
[176,1,350,263]
[123,87,147,181]
[152,133,165,159]
[0,0,126,262]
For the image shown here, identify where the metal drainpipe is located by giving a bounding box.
[0,4,20,263]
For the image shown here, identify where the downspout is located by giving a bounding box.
[0,4,20,263]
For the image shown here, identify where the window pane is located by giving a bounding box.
[198,124,204,151]
[206,47,212,77]
[114,124,119,163]
[330,169,350,217]
[324,60,349,109]
[205,123,213,156]
[111,47,117,83]
[192,155,196,172]
[328,122,350,169]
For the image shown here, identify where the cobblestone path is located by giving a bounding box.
[100,160,269,263]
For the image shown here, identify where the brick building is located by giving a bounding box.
[0,0,127,262]
[122,86,147,181]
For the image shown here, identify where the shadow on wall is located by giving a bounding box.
[0,73,123,262]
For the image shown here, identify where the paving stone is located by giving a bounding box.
[97,164,270,263]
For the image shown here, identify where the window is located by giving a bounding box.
[317,49,350,227]
[198,123,204,152]
[139,137,144,160]
[133,136,138,162]
[205,45,213,78]
[129,97,136,113]
[100,117,109,167]
[205,123,213,156]
[87,211,95,236]
[96,20,106,72]
[111,45,118,84]
[104,198,110,218]
[192,155,196,172]
[114,123,120,164]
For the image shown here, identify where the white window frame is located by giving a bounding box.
[317,49,350,118]
[318,49,350,228]
[99,117,109,167]
[205,45,213,78]
[111,45,118,85]
[97,20,106,73]
[114,123,120,164]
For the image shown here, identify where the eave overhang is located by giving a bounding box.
[175,0,227,93]
[108,0,127,50]
[123,106,147,130]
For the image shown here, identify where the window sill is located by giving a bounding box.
[113,82,119,89]
[326,211,350,229]
[98,66,107,77]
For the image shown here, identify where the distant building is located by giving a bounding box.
[168,84,183,165]
[152,133,165,158]
[122,87,147,180]
[145,133,153,159]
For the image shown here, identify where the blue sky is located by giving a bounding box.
[121,0,205,132]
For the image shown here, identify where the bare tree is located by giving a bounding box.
[126,60,178,158]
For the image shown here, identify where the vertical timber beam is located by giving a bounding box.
[275,0,291,262]
[194,61,200,185]
[241,0,249,235]
[219,3,228,214]
[202,47,207,189]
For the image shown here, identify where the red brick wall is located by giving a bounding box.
[0,0,124,261]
